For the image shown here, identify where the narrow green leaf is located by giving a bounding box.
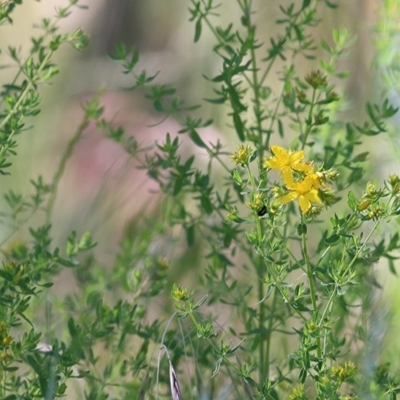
[189,129,206,148]
[325,234,339,245]
[232,113,245,141]
[193,294,208,310]
[277,119,284,138]
[347,191,357,211]
[194,18,202,42]
[204,97,226,104]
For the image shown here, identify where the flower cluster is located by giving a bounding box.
[229,144,254,166]
[264,145,336,214]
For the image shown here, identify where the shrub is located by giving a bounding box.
[0,1,399,399]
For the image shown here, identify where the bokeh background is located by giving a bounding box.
[1,0,382,255]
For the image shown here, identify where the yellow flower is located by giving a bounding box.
[2,335,12,346]
[304,170,324,189]
[280,175,323,213]
[264,145,313,183]
[230,144,254,166]
[171,283,190,301]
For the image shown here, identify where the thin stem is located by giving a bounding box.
[264,288,278,380]
[301,88,316,150]
[265,213,291,378]
[341,220,379,278]
[318,219,381,359]
[45,116,90,223]
[239,3,269,381]
[246,164,266,381]
[300,216,322,359]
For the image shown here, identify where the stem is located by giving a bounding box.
[264,213,288,379]
[186,306,248,398]
[45,116,90,223]
[318,219,381,360]
[249,34,263,142]
[341,220,379,278]
[301,88,316,150]
[300,216,322,359]
[239,2,269,381]
[246,165,266,382]
[0,363,4,399]
[264,288,278,379]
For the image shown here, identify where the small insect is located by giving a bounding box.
[257,205,267,216]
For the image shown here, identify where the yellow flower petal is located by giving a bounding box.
[305,189,323,205]
[289,149,305,164]
[298,195,312,213]
[282,169,295,187]
[293,162,314,173]
[280,191,299,204]
[265,158,283,169]
[270,145,288,159]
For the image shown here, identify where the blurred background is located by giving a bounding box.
[0,0,381,251]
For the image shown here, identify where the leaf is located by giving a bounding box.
[297,223,307,235]
[381,98,398,118]
[388,258,397,276]
[200,194,213,214]
[78,231,97,251]
[352,152,369,162]
[232,113,245,141]
[55,257,80,267]
[232,170,243,185]
[324,0,338,8]
[257,285,274,303]
[347,191,357,211]
[212,358,223,378]
[325,234,339,245]
[194,18,202,42]
[320,39,331,54]
[204,96,226,104]
[193,294,208,310]
[366,103,385,132]
[189,129,206,148]
[277,119,284,138]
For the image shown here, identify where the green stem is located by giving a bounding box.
[264,214,291,377]
[341,220,379,278]
[186,306,246,398]
[300,216,322,359]
[0,363,4,399]
[45,116,90,223]
[301,88,316,150]
[317,215,382,360]
[264,288,278,380]
[240,6,267,377]
[246,163,266,381]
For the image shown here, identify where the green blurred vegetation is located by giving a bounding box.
[1,0,400,399]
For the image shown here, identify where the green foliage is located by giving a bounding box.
[1,0,400,399]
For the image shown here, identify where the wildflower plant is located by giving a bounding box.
[0,1,400,400]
